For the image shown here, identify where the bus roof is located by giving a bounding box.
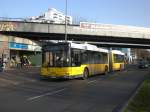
[70,42,108,53]
[112,50,125,55]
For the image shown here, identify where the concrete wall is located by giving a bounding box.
[0,21,150,40]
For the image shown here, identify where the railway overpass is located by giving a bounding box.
[0,21,150,48]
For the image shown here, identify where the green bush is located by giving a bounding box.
[125,76,150,112]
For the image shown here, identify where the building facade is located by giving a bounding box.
[0,34,41,69]
[131,48,150,63]
[27,8,73,24]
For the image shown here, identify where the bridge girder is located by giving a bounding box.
[0,21,150,48]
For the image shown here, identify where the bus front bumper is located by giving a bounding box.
[40,74,82,79]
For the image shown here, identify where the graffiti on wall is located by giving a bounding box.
[0,22,18,31]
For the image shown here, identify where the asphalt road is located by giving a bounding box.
[0,67,149,112]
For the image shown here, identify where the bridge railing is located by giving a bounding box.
[0,17,26,22]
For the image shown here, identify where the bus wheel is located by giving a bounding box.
[104,66,108,75]
[82,68,89,80]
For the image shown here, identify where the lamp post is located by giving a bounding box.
[65,0,68,42]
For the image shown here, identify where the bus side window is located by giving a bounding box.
[44,52,50,67]
[97,53,102,64]
[81,51,88,64]
[103,53,108,64]
[71,49,81,66]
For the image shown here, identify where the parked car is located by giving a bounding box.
[138,60,149,69]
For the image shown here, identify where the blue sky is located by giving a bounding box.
[0,0,150,27]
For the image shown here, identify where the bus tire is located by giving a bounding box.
[82,68,89,80]
[104,66,108,75]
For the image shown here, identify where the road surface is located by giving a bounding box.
[0,67,149,112]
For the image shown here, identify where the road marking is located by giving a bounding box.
[27,88,66,101]
[87,80,97,84]
[2,72,37,83]
[0,78,19,85]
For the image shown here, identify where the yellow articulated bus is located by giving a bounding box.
[41,42,109,79]
[111,50,125,71]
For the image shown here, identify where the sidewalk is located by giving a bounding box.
[3,66,40,71]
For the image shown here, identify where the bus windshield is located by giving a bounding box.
[42,44,70,67]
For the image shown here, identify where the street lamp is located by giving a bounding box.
[65,0,68,42]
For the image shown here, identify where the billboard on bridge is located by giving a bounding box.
[80,22,113,30]
[80,22,150,33]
